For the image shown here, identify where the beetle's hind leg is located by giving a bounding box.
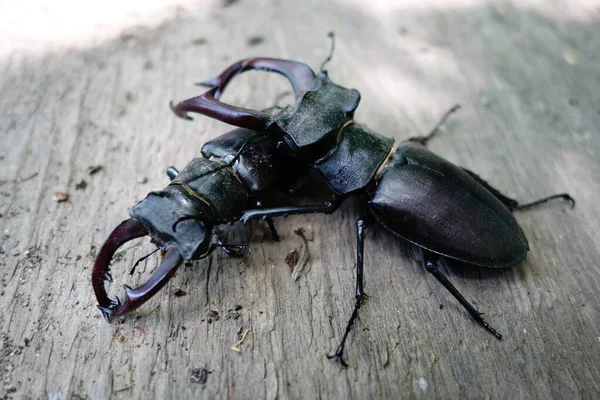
[513,193,575,210]
[422,251,502,340]
[409,104,461,146]
[462,168,519,210]
[462,169,575,211]
[327,217,370,367]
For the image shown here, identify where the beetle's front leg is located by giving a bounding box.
[327,216,370,368]
[213,230,251,257]
[239,198,342,224]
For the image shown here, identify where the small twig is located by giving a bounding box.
[16,172,39,183]
[0,172,39,186]
[291,228,309,281]
[231,328,251,352]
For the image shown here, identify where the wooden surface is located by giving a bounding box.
[1,0,599,398]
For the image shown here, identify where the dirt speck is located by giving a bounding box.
[53,192,69,202]
[225,311,240,320]
[222,0,239,7]
[88,165,103,175]
[75,180,87,190]
[190,367,211,384]
[192,37,208,46]
[206,309,220,323]
[285,249,299,269]
[247,36,264,47]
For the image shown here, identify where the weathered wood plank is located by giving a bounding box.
[1,1,599,399]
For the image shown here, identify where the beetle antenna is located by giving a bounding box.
[262,91,293,112]
[320,31,336,73]
[130,248,159,275]
[229,131,269,165]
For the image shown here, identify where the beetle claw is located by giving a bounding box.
[92,219,148,319]
[97,297,119,321]
[170,87,272,132]
[95,246,184,320]
[195,78,219,88]
[170,100,193,121]
[97,306,113,323]
[326,349,349,368]
[93,219,185,320]
[172,58,321,131]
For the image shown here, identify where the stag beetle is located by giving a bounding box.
[92,128,302,316]
[93,49,574,367]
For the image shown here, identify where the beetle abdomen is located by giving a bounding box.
[369,142,528,268]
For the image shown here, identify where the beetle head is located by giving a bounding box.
[92,187,214,322]
[171,58,360,154]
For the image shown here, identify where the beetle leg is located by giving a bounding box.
[462,168,520,210]
[240,198,342,224]
[195,58,318,100]
[408,104,461,146]
[513,193,575,210]
[423,252,502,340]
[251,200,280,241]
[213,231,251,257]
[462,169,574,211]
[265,217,280,241]
[166,166,179,181]
[327,217,370,367]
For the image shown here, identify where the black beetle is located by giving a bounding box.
[92,128,301,317]
[93,53,574,367]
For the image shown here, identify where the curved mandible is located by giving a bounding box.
[92,219,148,317]
[102,246,184,319]
[197,58,318,100]
[170,87,274,132]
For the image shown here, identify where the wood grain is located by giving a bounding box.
[1,1,599,398]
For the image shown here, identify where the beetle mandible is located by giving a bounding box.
[93,47,574,367]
